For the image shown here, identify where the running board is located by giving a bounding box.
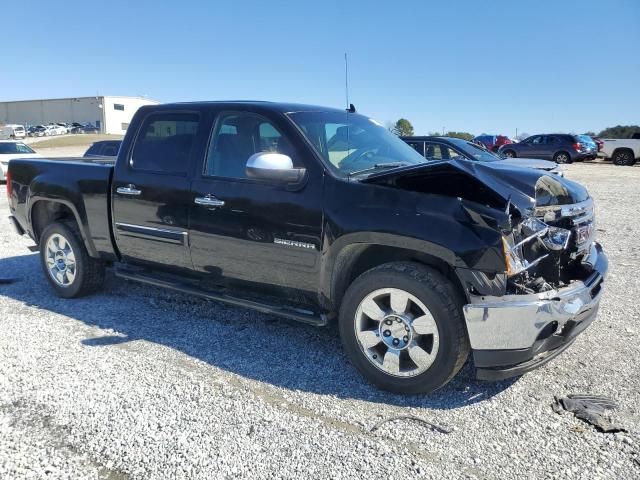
[114,269,329,327]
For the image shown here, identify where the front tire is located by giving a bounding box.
[502,149,516,158]
[339,262,469,394]
[39,222,105,298]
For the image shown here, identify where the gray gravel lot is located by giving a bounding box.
[1,163,639,479]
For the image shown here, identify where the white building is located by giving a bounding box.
[0,96,159,134]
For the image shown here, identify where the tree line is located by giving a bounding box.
[390,119,640,140]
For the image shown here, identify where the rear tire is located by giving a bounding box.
[612,149,636,166]
[553,151,572,164]
[39,221,105,298]
[339,262,469,394]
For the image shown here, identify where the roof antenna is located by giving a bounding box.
[344,53,356,113]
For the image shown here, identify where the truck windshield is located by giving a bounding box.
[0,142,35,154]
[287,111,426,177]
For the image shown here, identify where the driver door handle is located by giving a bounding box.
[116,184,142,196]
[194,194,225,207]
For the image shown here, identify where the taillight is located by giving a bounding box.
[6,170,11,202]
[573,143,582,152]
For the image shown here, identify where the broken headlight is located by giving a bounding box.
[502,217,571,276]
[521,217,571,251]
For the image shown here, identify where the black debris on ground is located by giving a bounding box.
[552,394,626,433]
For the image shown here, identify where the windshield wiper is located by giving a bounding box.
[347,162,410,178]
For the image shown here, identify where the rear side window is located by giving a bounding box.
[103,142,120,156]
[423,142,463,161]
[407,141,425,156]
[131,113,199,174]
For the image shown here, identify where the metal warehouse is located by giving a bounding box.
[0,96,159,134]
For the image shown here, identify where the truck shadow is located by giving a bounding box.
[0,253,518,409]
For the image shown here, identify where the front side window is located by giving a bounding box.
[204,112,297,179]
[131,112,199,173]
[531,136,544,144]
[288,111,425,177]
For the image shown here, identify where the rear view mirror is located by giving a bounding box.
[245,152,306,184]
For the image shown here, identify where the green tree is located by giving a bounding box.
[391,118,414,137]
[597,125,640,138]
[444,131,474,141]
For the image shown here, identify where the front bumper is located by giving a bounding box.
[463,242,608,380]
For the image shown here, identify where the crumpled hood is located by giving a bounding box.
[363,159,589,215]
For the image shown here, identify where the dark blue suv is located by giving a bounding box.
[498,134,597,163]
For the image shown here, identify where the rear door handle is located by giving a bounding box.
[116,184,142,196]
[194,194,225,207]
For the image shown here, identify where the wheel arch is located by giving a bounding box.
[612,147,636,165]
[29,198,98,257]
[321,234,467,312]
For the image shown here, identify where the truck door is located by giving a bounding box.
[188,110,324,299]
[111,110,203,272]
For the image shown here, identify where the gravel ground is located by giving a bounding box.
[0,163,639,479]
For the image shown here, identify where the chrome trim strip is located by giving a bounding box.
[115,222,188,245]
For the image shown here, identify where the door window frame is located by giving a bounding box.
[128,109,202,177]
[200,110,305,184]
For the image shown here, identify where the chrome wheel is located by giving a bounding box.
[45,233,76,286]
[503,150,515,158]
[354,288,440,378]
[555,153,569,164]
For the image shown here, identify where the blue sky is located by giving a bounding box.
[3,0,638,136]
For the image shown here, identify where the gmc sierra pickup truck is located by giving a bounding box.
[6,102,608,394]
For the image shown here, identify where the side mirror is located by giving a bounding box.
[245,152,306,184]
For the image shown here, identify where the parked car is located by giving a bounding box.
[7,101,607,394]
[80,124,100,134]
[498,134,597,163]
[48,124,67,136]
[55,123,69,134]
[0,140,41,181]
[68,123,85,134]
[600,138,640,166]
[472,134,512,152]
[84,140,121,158]
[0,124,27,140]
[403,136,563,176]
[32,125,49,137]
[588,136,604,153]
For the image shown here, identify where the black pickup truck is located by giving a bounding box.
[6,102,608,394]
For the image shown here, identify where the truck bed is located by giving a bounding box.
[8,157,117,260]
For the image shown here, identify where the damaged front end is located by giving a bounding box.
[363,161,608,379]
[465,174,608,380]
[502,175,597,294]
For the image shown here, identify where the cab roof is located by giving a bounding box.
[159,101,350,115]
